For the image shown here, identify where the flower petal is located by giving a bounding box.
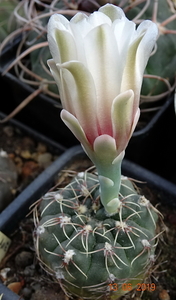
[48,59,76,114]
[48,22,77,64]
[93,134,117,167]
[47,59,61,83]
[70,12,91,37]
[69,13,89,64]
[61,109,90,149]
[111,90,139,153]
[84,23,120,135]
[99,3,125,22]
[136,20,159,69]
[88,10,112,27]
[130,107,140,136]
[113,18,136,58]
[120,20,158,109]
[60,61,98,144]
[47,14,72,63]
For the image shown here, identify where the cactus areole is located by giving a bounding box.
[34,4,160,299]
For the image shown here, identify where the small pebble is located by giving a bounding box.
[31,287,64,300]
[15,251,33,268]
[22,287,32,298]
[31,282,42,291]
[20,150,32,159]
[14,156,23,173]
[7,281,24,294]
[37,153,52,168]
[3,126,14,137]
[0,149,8,157]
[0,268,11,281]
[159,289,170,300]
[36,143,47,153]
[21,161,39,178]
[21,137,35,149]
[24,265,35,277]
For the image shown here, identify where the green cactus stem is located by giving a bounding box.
[34,170,161,300]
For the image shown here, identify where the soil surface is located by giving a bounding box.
[0,156,176,300]
[0,120,59,212]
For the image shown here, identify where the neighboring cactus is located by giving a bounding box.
[0,0,74,100]
[2,0,175,120]
[0,0,20,43]
[79,0,176,104]
[115,0,176,104]
[34,171,160,299]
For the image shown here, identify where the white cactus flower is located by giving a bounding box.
[47,4,158,214]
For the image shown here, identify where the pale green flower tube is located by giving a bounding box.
[47,4,158,214]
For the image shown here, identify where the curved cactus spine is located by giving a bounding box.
[34,170,161,300]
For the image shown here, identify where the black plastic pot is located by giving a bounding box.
[0,146,78,236]
[0,145,176,299]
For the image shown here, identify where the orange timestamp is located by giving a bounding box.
[108,282,156,292]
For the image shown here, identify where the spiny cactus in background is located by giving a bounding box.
[34,171,160,299]
[1,0,175,114]
[0,0,76,100]
[26,1,69,97]
[0,0,20,43]
[91,0,176,105]
[28,0,176,105]
[114,0,176,106]
[33,3,161,299]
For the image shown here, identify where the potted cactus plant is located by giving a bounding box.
[30,5,176,300]
[1,145,176,299]
[1,3,176,300]
[30,4,164,300]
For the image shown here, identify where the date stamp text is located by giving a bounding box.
[108,283,156,292]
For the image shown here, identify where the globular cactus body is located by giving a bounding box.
[34,171,159,299]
